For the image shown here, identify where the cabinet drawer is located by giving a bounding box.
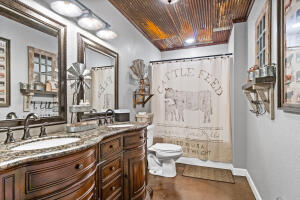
[39,172,96,200]
[102,174,122,200]
[25,147,96,198]
[100,136,122,159]
[123,130,145,149]
[101,156,122,183]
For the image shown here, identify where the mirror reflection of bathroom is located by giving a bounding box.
[84,47,115,112]
[0,14,60,121]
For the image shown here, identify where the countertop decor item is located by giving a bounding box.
[136,112,153,124]
[67,62,91,122]
[66,120,98,133]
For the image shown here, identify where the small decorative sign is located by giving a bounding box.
[0,37,10,107]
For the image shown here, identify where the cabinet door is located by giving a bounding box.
[0,168,25,200]
[123,146,146,200]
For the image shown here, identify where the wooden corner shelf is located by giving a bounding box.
[133,92,154,108]
[242,76,275,120]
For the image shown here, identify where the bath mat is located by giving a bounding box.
[182,165,235,184]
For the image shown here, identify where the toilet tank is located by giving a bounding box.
[147,125,155,148]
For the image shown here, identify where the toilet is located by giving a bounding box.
[147,125,183,177]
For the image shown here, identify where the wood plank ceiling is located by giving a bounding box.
[109,0,254,51]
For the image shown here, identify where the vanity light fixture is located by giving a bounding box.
[50,0,83,17]
[46,0,118,40]
[96,29,118,40]
[185,37,195,44]
[160,0,180,4]
[78,11,105,31]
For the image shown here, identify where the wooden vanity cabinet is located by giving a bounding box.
[98,135,124,200]
[0,128,150,200]
[98,130,148,200]
[123,130,147,200]
[123,145,146,200]
[0,168,25,200]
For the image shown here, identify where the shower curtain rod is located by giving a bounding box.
[150,53,233,64]
[91,65,114,70]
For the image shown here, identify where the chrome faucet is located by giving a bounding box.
[22,113,40,140]
[105,109,115,124]
[0,127,15,144]
[6,112,18,120]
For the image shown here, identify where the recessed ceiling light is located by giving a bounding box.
[50,0,83,17]
[78,13,105,30]
[97,29,118,40]
[185,38,195,44]
[160,0,180,4]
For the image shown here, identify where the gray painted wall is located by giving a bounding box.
[229,22,248,169]
[247,0,300,199]
[161,44,229,59]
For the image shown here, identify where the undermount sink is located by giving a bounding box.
[11,137,81,151]
[107,124,134,128]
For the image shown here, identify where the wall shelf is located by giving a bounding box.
[242,76,275,120]
[20,89,58,97]
[133,92,154,108]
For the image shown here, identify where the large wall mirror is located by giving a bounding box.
[77,34,118,114]
[278,0,300,114]
[0,0,67,127]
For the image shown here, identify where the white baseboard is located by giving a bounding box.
[245,170,263,200]
[177,157,234,170]
[176,157,262,200]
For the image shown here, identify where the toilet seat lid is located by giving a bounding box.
[151,143,182,152]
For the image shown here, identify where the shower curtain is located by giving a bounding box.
[89,67,114,111]
[151,56,232,163]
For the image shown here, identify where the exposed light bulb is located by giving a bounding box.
[185,38,195,44]
[96,29,118,40]
[78,14,105,30]
[160,0,180,4]
[50,0,82,17]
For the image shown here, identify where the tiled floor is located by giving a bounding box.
[148,164,256,200]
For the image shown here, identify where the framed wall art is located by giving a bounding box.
[0,37,10,107]
[278,0,300,113]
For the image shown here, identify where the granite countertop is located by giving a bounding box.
[0,122,147,171]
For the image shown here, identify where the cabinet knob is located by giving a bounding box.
[75,163,83,170]
[111,186,116,191]
[110,166,116,171]
[109,144,113,148]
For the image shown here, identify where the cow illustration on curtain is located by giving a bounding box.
[151,56,232,163]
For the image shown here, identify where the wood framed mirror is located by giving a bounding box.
[278,0,300,113]
[0,0,67,128]
[77,34,119,116]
